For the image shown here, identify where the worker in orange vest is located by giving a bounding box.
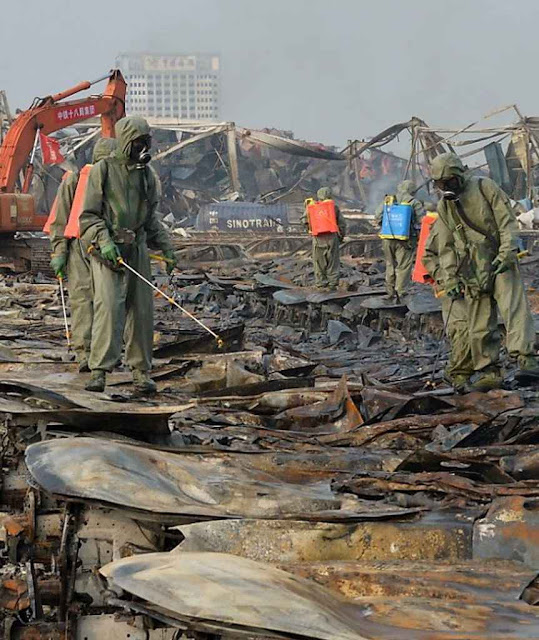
[302,187,347,290]
[48,138,117,371]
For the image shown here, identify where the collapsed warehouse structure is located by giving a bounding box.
[0,84,539,638]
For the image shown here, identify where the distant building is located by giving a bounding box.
[116,52,220,120]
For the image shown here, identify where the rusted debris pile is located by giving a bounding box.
[32,122,410,234]
[0,246,539,639]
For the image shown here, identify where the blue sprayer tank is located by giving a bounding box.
[380,203,413,240]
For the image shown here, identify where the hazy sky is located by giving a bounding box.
[1,0,537,148]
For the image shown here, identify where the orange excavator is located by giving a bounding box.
[0,69,126,269]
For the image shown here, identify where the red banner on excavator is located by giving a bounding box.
[39,133,65,165]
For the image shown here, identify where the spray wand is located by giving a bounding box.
[117,257,224,349]
[57,277,71,351]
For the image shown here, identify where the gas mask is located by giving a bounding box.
[434,176,464,201]
[130,135,152,165]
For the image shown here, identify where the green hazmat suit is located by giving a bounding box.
[49,138,117,364]
[431,152,536,374]
[301,186,347,289]
[79,117,173,374]
[422,220,473,381]
[375,180,425,298]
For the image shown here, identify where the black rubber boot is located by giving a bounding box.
[133,370,157,395]
[85,370,106,392]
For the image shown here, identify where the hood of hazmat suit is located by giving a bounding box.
[430,152,466,181]
[396,180,417,203]
[92,137,117,163]
[317,187,332,200]
[114,116,151,164]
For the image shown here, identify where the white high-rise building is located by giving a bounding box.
[116,52,221,120]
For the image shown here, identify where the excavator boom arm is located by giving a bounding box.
[0,70,126,193]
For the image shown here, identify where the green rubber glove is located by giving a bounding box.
[50,254,67,279]
[163,249,177,275]
[493,255,513,276]
[447,283,464,299]
[101,241,121,263]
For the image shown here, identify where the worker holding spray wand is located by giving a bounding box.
[79,116,177,394]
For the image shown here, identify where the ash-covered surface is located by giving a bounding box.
[0,243,539,639]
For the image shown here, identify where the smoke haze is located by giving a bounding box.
[1,0,537,146]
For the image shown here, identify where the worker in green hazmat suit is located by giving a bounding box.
[422,219,473,390]
[301,186,347,290]
[79,116,177,394]
[430,152,539,391]
[374,180,425,302]
[375,180,426,300]
[49,137,117,372]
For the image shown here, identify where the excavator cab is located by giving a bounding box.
[0,193,37,231]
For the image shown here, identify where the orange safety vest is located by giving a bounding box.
[412,212,438,284]
[307,199,339,236]
[64,164,93,239]
[42,171,71,235]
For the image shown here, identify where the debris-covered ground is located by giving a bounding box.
[1,236,539,639]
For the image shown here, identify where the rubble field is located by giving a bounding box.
[1,234,539,639]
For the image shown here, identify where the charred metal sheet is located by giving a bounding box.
[239,128,344,160]
[507,449,539,479]
[360,388,455,423]
[336,468,539,506]
[253,273,296,289]
[100,551,385,640]
[152,323,244,358]
[270,375,362,433]
[287,560,537,603]
[359,295,407,310]
[0,380,81,410]
[520,573,539,606]
[176,514,473,563]
[75,615,159,640]
[273,288,309,305]
[306,288,386,304]
[219,390,332,415]
[341,596,539,638]
[101,551,539,639]
[406,287,442,315]
[25,438,339,519]
[396,450,515,484]
[0,373,197,435]
[247,449,409,475]
[474,496,539,568]
[319,409,488,447]
[198,375,314,399]
[0,364,186,391]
